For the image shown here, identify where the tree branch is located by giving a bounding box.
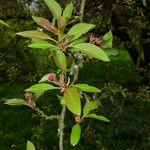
[58,105,66,150]
[35,107,60,120]
[71,65,79,85]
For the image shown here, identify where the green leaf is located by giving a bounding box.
[73,83,101,93]
[71,43,110,61]
[44,0,62,19]
[142,0,146,7]
[28,40,58,49]
[64,87,81,115]
[70,124,81,146]
[52,17,56,25]
[57,16,66,33]
[26,141,36,150]
[39,74,49,83]
[57,95,65,105]
[105,48,119,56]
[53,50,67,71]
[86,114,110,122]
[4,98,26,106]
[83,100,101,117]
[62,3,74,21]
[0,19,10,27]
[67,23,95,41]
[16,30,52,40]
[32,16,56,34]
[25,83,58,98]
[69,37,85,46]
[102,30,113,48]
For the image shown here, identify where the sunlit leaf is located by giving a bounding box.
[28,40,58,49]
[86,113,110,122]
[70,124,81,146]
[44,0,62,19]
[53,50,67,71]
[83,100,101,117]
[62,3,74,21]
[0,19,10,27]
[26,141,36,150]
[69,37,85,46]
[25,83,58,98]
[39,74,49,83]
[73,83,101,93]
[102,30,113,48]
[32,16,56,34]
[4,98,26,106]
[67,23,95,41]
[71,43,110,61]
[64,87,81,115]
[16,30,52,40]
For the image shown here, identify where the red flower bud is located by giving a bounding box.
[48,73,55,81]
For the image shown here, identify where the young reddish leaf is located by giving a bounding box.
[67,23,95,41]
[62,3,74,21]
[83,100,101,117]
[86,113,110,122]
[4,98,27,106]
[71,43,110,61]
[44,0,62,19]
[28,40,58,49]
[32,16,56,34]
[70,124,81,146]
[16,30,52,40]
[64,87,81,115]
[73,83,101,93]
[57,16,66,30]
[26,141,36,150]
[53,50,67,71]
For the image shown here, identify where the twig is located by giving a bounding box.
[71,65,79,85]
[35,107,60,120]
[79,0,86,22]
[58,105,66,150]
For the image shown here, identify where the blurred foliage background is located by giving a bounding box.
[0,0,150,150]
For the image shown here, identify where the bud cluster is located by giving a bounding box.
[48,73,68,92]
[24,92,36,109]
[75,115,84,124]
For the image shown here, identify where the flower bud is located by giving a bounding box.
[59,74,65,84]
[26,100,36,109]
[75,115,82,124]
[74,65,78,69]
[24,92,33,100]
[48,73,55,81]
